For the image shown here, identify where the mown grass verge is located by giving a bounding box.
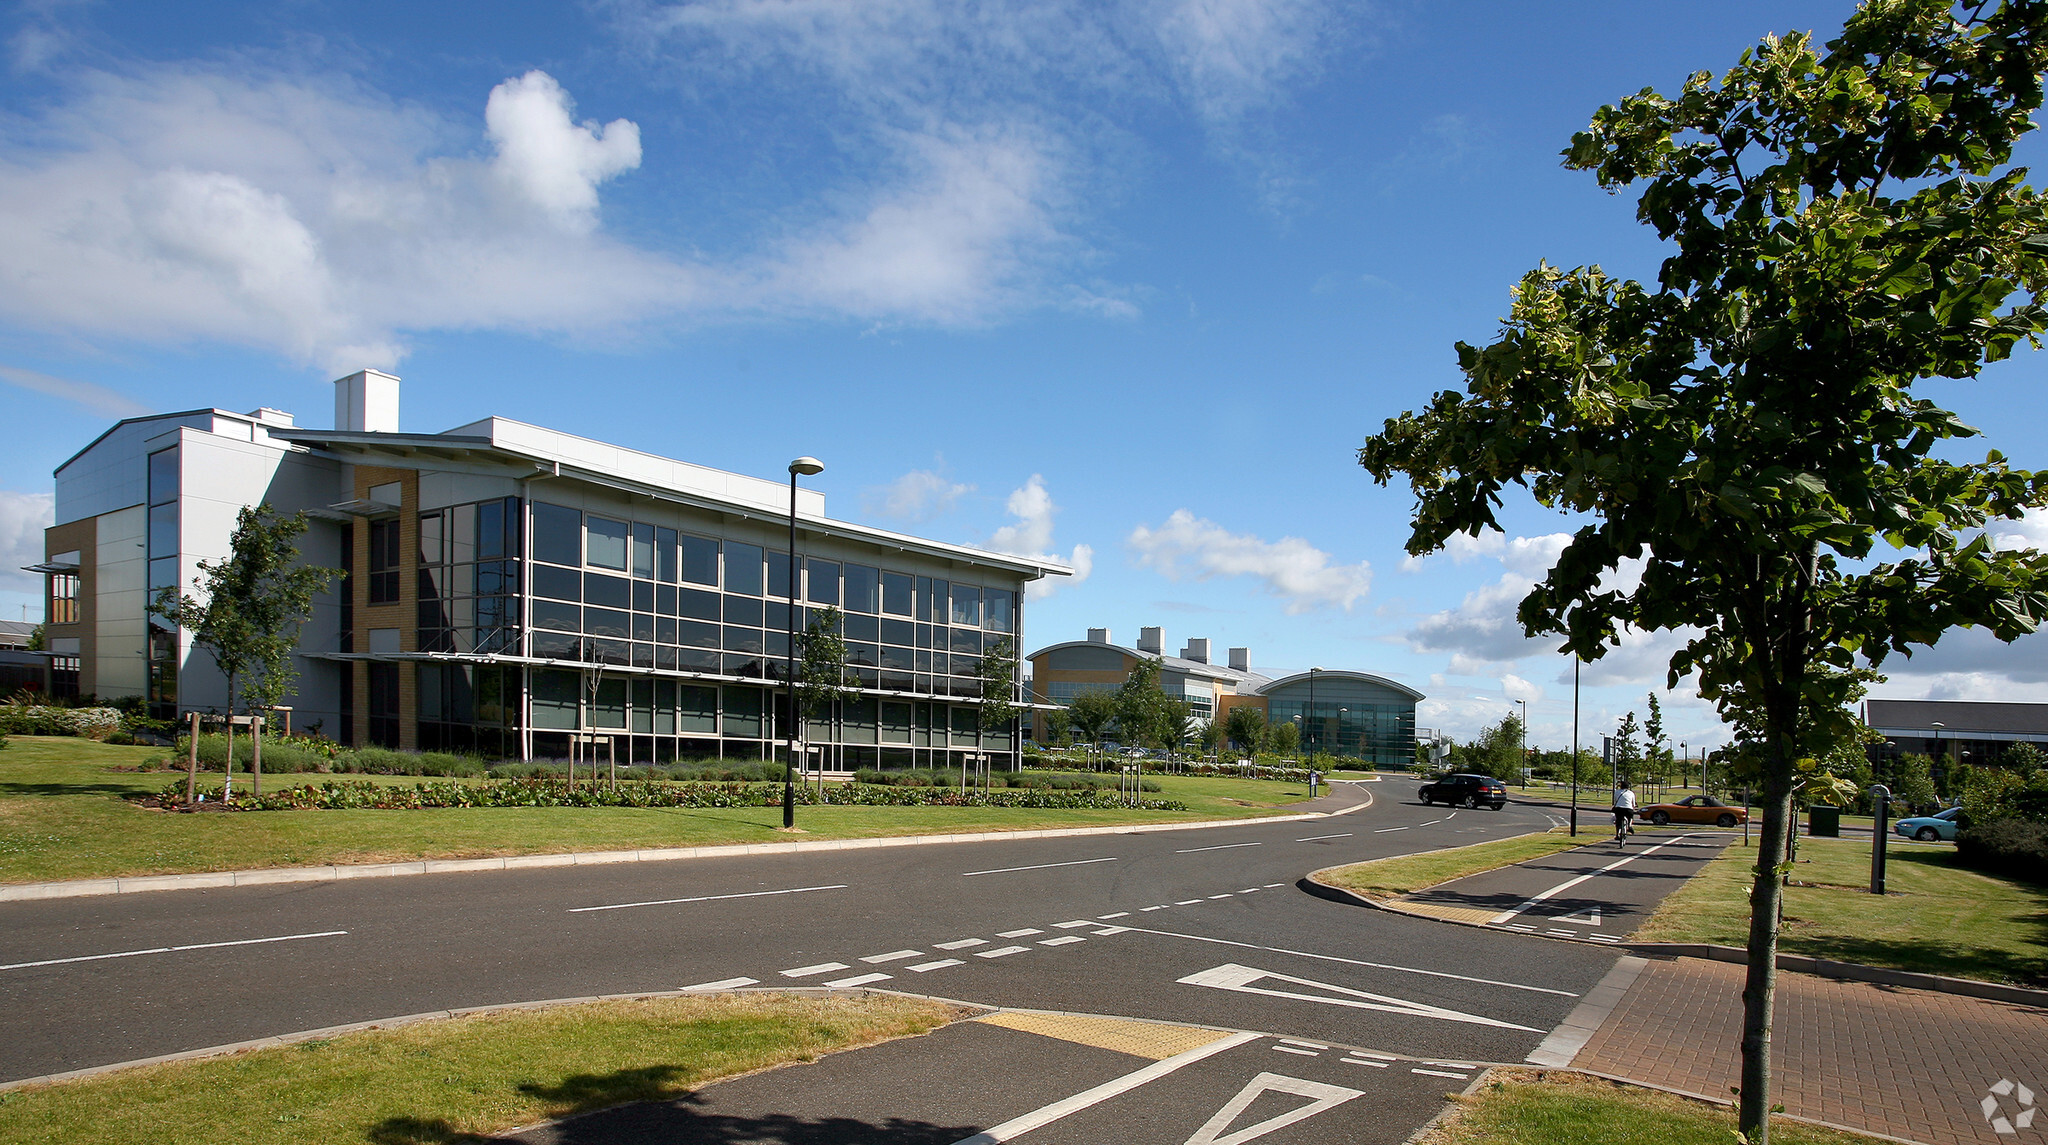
[1635,835,2048,986]
[0,993,956,1145]
[0,737,1318,884]
[1314,830,1580,901]
[1417,1069,1890,1145]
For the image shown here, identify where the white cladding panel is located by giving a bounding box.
[93,505,147,699]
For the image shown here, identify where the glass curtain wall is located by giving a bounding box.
[1265,680,1418,767]
[146,447,179,718]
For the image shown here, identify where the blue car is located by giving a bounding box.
[1893,806,1964,842]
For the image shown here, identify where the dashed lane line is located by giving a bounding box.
[963,857,1119,877]
[1040,936,1086,947]
[1174,841,1263,854]
[1097,912,1130,919]
[976,945,1031,959]
[779,962,850,978]
[998,928,1044,938]
[1297,833,1353,841]
[0,930,348,972]
[861,950,923,963]
[682,976,758,991]
[567,884,847,914]
[934,938,987,950]
[823,972,893,988]
[1374,827,1408,833]
[906,959,962,972]
[1116,924,1579,996]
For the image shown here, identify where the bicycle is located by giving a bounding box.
[1612,810,1632,846]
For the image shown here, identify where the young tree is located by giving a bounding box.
[1359,6,2048,1137]
[149,505,337,798]
[1166,702,1199,759]
[1196,717,1223,760]
[1224,704,1267,758]
[1609,712,1644,787]
[1067,690,1119,761]
[1644,693,1667,779]
[1263,718,1299,757]
[975,635,1021,743]
[1038,707,1072,750]
[795,606,856,762]
[1115,656,1178,748]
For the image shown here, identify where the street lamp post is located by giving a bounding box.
[783,456,824,829]
[1930,721,1946,806]
[1514,698,1529,788]
[1570,657,1581,836]
[1307,667,1323,765]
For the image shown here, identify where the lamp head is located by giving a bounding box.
[789,456,825,476]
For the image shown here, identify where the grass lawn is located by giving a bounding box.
[1418,1069,1888,1145]
[0,993,955,1145]
[1636,835,2048,986]
[1315,830,1579,901]
[0,737,1319,884]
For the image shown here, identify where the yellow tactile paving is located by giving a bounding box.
[1387,898,1500,925]
[975,1010,1234,1060]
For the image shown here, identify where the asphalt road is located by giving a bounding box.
[1403,829,1733,940]
[0,777,1681,1143]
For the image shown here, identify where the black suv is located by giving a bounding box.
[1417,773,1508,810]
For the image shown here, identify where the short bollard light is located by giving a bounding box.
[1869,783,1891,895]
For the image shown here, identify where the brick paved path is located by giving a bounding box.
[1571,956,2048,1144]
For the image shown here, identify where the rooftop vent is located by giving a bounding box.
[1228,647,1251,672]
[1087,627,1112,644]
[334,369,400,433]
[1138,627,1164,655]
[1182,638,1211,664]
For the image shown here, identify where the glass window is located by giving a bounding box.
[843,565,878,613]
[533,503,581,566]
[584,607,630,638]
[531,669,579,730]
[882,571,913,616]
[915,577,937,622]
[768,551,793,599]
[584,573,630,610]
[449,504,475,565]
[723,627,765,653]
[881,701,913,743]
[532,600,580,632]
[844,612,879,642]
[682,534,718,585]
[724,595,764,627]
[632,679,654,733]
[49,572,80,624]
[881,617,913,646]
[148,502,179,560]
[951,584,980,627]
[952,628,982,655]
[368,518,401,604]
[655,527,678,583]
[807,559,840,606]
[723,686,763,737]
[679,587,720,621]
[679,685,718,733]
[656,583,677,615]
[633,522,655,579]
[725,541,763,595]
[478,499,506,560]
[632,580,653,612]
[592,679,628,728]
[418,513,444,566]
[148,448,179,505]
[678,619,720,648]
[985,588,1014,633]
[586,516,629,570]
[534,564,580,601]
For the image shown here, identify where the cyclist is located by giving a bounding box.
[1612,780,1638,845]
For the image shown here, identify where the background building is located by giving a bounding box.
[1027,626,1421,766]
[1864,698,2048,770]
[40,370,1068,767]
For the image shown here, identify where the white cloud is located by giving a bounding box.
[982,474,1092,597]
[0,364,152,418]
[863,468,973,522]
[1401,530,1569,576]
[0,490,55,593]
[1501,673,1540,704]
[1126,509,1371,613]
[1154,0,1338,124]
[484,71,642,232]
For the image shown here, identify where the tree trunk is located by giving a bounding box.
[1738,764,1795,1142]
[252,713,263,799]
[185,711,200,805]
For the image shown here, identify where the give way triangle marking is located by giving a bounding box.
[1550,905,1601,926]
[1183,1072,1362,1145]
[1177,963,1541,1031]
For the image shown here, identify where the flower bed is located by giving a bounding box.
[150,777,1189,813]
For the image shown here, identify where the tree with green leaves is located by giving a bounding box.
[1038,706,1072,750]
[1166,702,1199,758]
[975,635,1021,742]
[795,606,856,768]
[149,505,336,799]
[1067,690,1119,762]
[1114,655,1181,749]
[1609,712,1644,787]
[1263,717,1299,757]
[1644,693,1667,779]
[1196,717,1223,760]
[1359,5,2048,1137]
[1224,704,1266,758]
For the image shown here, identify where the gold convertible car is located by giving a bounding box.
[1636,795,1749,828]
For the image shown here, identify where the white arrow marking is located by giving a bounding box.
[1183,1071,1364,1145]
[1551,905,1601,927]
[1178,964,1541,1031]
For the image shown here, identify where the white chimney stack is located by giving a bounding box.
[1087,627,1112,644]
[1138,626,1164,655]
[1182,638,1211,664]
[1228,647,1251,672]
[334,369,400,433]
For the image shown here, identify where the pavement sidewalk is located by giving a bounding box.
[1563,954,2048,1145]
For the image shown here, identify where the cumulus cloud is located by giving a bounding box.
[982,475,1093,597]
[0,490,55,592]
[484,71,642,232]
[1401,530,1569,577]
[1126,509,1371,613]
[0,364,152,418]
[863,467,974,522]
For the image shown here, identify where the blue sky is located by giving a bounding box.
[3,0,2046,752]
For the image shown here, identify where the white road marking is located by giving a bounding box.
[861,950,923,963]
[1184,1071,1365,1145]
[823,972,893,988]
[1208,894,1234,899]
[1546,930,1579,938]
[1413,1068,1469,1079]
[1175,899,1204,905]
[1353,1051,1398,1060]
[1140,906,1166,911]
[1179,964,1542,1031]
[681,976,757,991]
[963,857,1118,877]
[1551,905,1601,927]
[1240,888,1260,893]
[1488,835,1697,925]
[1587,934,1621,943]
[1373,827,1408,833]
[934,938,987,950]
[948,1032,1259,1145]
[1446,811,1458,819]
[1175,841,1263,854]
[976,945,1030,958]
[780,962,850,978]
[907,959,963,972]
[1263,883,1285,888]
[1093,926,1130,935]
[1096,912,1130,919]
[998,929,1044,938]
[0,930,347,972]
[1123,925,1578,996]
[1055,920,1097,928]
[1271,1045,1320,1056]
[1280,1038,1328,1049]
[568,884,847,913]
[1040,936,1086,946]
[1296,833,1353,841]
[1341,1058,1390,1068]
[1418,819,1443,826]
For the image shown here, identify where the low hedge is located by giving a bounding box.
[1955,818,2048,884]
[150,777,1189,813]
[0,705,122,740]
[851,767,1161,793]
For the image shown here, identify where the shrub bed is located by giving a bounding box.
[0,705,122,740]
[851,767,1160,793]
[150,777,1188,813]
[1955,818,2048,884]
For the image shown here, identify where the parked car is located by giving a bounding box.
[1894,806,1966,842]
[1637,795,1748,828]
[1417,773,1508,810]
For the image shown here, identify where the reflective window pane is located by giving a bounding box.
[682,535,718,585]
[808,559,840,606]
[882,571,913,616]
[950,584,979,627]
[584,573,631,610]
[655,527,678,582]
[985,588,1014,633]
[633,522,655,579]
[844,564,878,613]
[768,550,793,599]
[533,564,580,602]
[586,516,629,570]
[725,542,763,595]
[532,503,581,566]
[679,587,720,621]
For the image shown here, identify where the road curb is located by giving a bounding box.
[1302,846,2048,1009]
[0,985,941,1093]
[0,786,1373,905]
